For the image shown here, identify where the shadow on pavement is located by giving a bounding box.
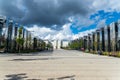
[5,73,28,80]
[0,50,54,57]
[5,73,75,80]
[5,73,41,80]
[9,57,62,61]
[48,75,75,80]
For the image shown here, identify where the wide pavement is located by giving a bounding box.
[0,49,120,80]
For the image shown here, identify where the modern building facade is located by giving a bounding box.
[0,16,6,52]
[0,16,47,53]
[70,19,120,56]
[117,20,120,51]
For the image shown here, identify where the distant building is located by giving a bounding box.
[51,40,69,49]
[61,40,69,48]
[51,40,59,49]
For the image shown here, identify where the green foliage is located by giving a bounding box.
[61,47,70,50]
[16,38,24,46]
[41,41,46,50]
[93,41,97,51]
[46,44,51,48]
[68,39,83,50]
[16,26,24,52]
[117,52,120,57]
[85,49,89,53]
[19,26,22,35]
[16,26,24,46]
[28,34,32,48]
[103,52,109,55]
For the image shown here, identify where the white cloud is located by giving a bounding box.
[68,16,95,30]
[26,25,57,39]
[24,0,120,41]
[26,24,72,40]
[72,29,96,40]
[52,23,73,40]
[92,0,120,12]
[67,0,120,32]
[26,24,96,41]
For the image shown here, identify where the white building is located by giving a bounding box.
[51,40,69,49]
[61,40,69,48]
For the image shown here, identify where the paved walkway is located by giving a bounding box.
[0,49,120,80]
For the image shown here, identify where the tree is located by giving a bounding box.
[68,39,83,50]
[28,33,32,49]
[94,41,97,51]
[16,26,24,53]
[41,41,46,50]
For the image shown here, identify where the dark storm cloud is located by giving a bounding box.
[0,0,24,18]
[0,0,94,27]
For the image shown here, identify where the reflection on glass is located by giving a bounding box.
[92,32,95,51]
[104,26,108,52]
[100,29,102,51]
[7,19,13,52]
[88,34,91,51]
[101,28,105,51]
[108,26,111,52]
[110,22,116,52]
[96,30,100,51]
[117,21,120,51]
[0,16,6,52]
[90,34,93,51]
[83,36,87,50]
[13,23,18,51]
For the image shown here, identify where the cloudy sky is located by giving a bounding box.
[0,0,120,40]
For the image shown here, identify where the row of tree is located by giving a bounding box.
[68,39,84,50]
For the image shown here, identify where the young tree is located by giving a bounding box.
[16,26,24,53]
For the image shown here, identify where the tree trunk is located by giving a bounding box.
[19,45,21,53]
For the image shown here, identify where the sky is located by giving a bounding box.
[0,0,120,40]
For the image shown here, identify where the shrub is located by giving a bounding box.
[117,52,120,57]
[85,49,89,53]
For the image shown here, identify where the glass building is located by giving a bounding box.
[0,16,46,52]
[110,22,118,52]
[28,31,31,49]
[33,37,37,49]
[13,23,18,51]
[22,28,25,50]
[83,36,87,50]
[7,19,14,52]
[25,30,29,49]
[104,26,108,52]
[0,16,6,52]
[90,34,93,51]
[115,22,118,51]
[96,30,100,51]
[86,35,89,50]
[23,29,27,50]
[101,28,105,51]
[107,26,111,52]
[117,20,120,51]
[88,34,92,51]
[100,28,102,51]
[92,32,95,51]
